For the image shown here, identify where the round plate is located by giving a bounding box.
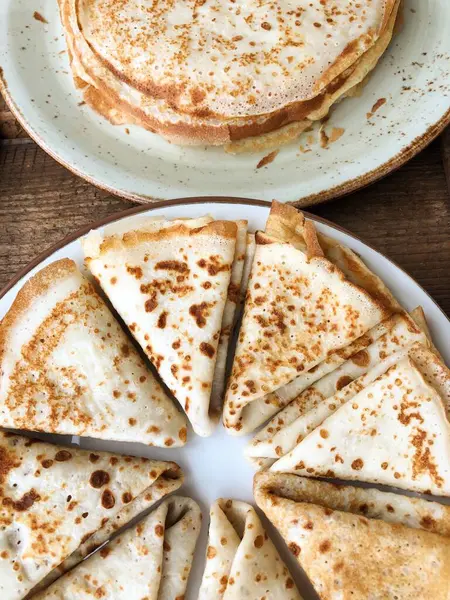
[1,1,449,204]
[1,199,449,599]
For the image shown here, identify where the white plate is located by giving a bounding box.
[1,1,449,205]
[1,200,449,599]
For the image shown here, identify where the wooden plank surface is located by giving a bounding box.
[1,98,450,317]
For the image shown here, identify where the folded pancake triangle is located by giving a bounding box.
[0,259,187,447]
[83,218,239,436]
[271,345,450,497]
[255,472,450,600]
[198,498,302,599]
[0,431,183,600]
[224,203,390,434]
[32,495,201,600]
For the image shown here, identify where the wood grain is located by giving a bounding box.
[1,101,449,317]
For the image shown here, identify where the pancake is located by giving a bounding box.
[58,0,400,149]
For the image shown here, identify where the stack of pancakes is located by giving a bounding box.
[59,0,400,152]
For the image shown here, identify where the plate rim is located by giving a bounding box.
[1,61,449,206]
[1,196,449,329]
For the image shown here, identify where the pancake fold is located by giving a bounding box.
[0,259,187,447]
[32,496,201,600]
[224,202,395,436]
[199,498,302,599]
[0,431,183,600]
[255,472,450,600]
[83,217,239,436]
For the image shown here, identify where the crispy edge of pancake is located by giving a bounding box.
[61,0,399,147]
[0,259,78,365]
[89,220,238,257]
[254,471,450,537]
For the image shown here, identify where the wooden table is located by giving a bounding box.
[1,96,450,316]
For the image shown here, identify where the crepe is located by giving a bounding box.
[271,345,450,497]
[246,312,428,470]
[83,218,238,437]
[32,495,200,600]
[255,472,450,600]
[224,202,393,435]
[198,498,302,600]
[0,431,183,600]
[210,220,248,417]
[58,0,400,148]
[0,259,187,447]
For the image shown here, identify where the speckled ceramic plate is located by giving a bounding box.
[0,1,449,204]
[1,199,450,598]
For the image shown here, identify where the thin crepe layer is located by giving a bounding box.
[224,204,391,434]
[210,220,248,416]
[0,259,187,447]
[33,496,201,600]
[255,472,450,600]
[247,313,428,469]
[199,498,302,599]
[83,219,238,437]
[272,346,450,497]
[0,431,183,600]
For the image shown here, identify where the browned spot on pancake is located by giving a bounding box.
[333,560,344,572]
[164,438,174,447]
[256,150,279,169]
[33,11,48,23]
[122,492,132,504]
[304,520,314,530]
[202,281,212,290]
[0,448,18,484]
[99,546,111,558]
[319,429,329,439]
[41,459,54,469]
[244,380,257,394]
[95,586,106,598]
[261,21,272,30]
[55,450,72,462]
[254,535,264,548]
[90,470,110,488]
[381,461,388,470]
[319,540,331,553]
[101,490,115,509]
[207,545,217,559]
[147,425,161,434]
[113,390,121,398]
[89,453,100,463]
[126,265,143,279]
[336,375,353,391]
[398,400,424,426]
[2,489,41,512]
[386,504,395,513]
[155,260,189,273]
[200,341,215,358]
[179,428,187,442]
[420,515,436,529]
[288,542,300,556]
[335,454,344,464]
[128,418,137,426]
[190,87,206,105]
[189,302,213,327]
[351,349,370,367]
[110,457,118,466]
[411,429,443,488]
[145,294,158,313]
[110,277,117,284]
[351,458,364,470]
[172,339,181,350]
[197,256,230,276]
[163,540,171,551]
[157,311,168,329]
[155,524,164,537]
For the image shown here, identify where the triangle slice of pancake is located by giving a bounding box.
[254,472,450,600]
[32,495,200,600]
[224,205,390,435]
[83,219,238,437]
[0,258,188,447]
[246,312,428,470]
[198,498,302,600]
[0,431,183,600]
[272,346,450,497]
